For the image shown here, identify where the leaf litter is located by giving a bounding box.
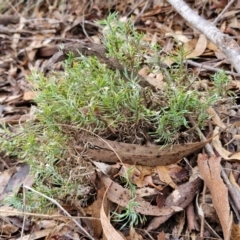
[1,0,240,239]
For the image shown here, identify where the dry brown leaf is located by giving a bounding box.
[230,80,240,90]
[0,167,17,195]
[207,41,220,52]
[229,171,240,192]
[100,183,126,240]
[23,91,35,101]
[186,34,207,59]
[0,222,18,235]
[220,21,227,32]
[212,126,240,160]
[147,177,202,231]
[138,67,149,77]
[221,10,240,21]
[135,187,159,198]
[3,94,22,103]
[0,114,31,124]
[231,222,240,240]
[151,32,158,45]
[207,107,226,128]
[37,220,57,229]
[4,164,29,193]
[154,22,173,34]
[142,5,163,17]
[0,206,20,217]
[183,38,197,53]
[156,166,177,189]
[11,17,25,49]
[197,154,232,240]
[76,134,213,167]
[138,67,165,90]
[16,229,51,240]
[129,227,143,240]
[157,231,166,240]
[228,16,240,29]
[45,224,75,240]
[166,32,189,43]
[123,165,153,187]
[84,177,105,239]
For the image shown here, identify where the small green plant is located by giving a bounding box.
[2,193,33,212]
[99,13,146,70]
[152,85,218,143]
[113,166,146,229]
[0,0,7,13]
[212,70,232,97]
[120,166,136,198]
[29,55,155,133]
[112,198,146,229]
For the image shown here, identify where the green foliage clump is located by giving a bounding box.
[112,198,146,229]
[30,54,155,134]
[212,69,232,97]
[153,85,217,143]
[99,12,145,70]
[0,13,231,217]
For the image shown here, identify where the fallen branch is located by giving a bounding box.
[166,0,240,74]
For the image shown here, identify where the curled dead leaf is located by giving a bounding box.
[185,34,207,59]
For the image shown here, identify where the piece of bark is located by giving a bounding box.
[167,0,240,74]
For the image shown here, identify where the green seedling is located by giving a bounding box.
[112,198,146,229]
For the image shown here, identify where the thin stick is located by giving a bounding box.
[20,187,27,240]
[134,0,150,23]
[185,60,240,77]
[0,209,99,220]
[213,0,235,25]
[144,229,155,240]
[23,185,95,240]
[200,184,206,238]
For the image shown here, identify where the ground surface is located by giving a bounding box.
[1,0,240,239]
